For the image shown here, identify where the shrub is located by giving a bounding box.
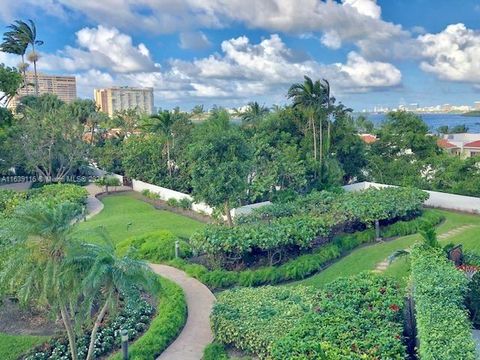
[193,187,429,262]
[212,273,406,359]
[202,343,229,360]
[169,210,444,289]
[410,245,476,360]
[179,197,193,210]
[117,230,191,262]
[167,198,180,207]
[30,183,88,206]
[141,189,160,200]
[0,190,27,218]
[110,277,187,359]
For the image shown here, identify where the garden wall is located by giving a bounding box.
[343,182,480,214]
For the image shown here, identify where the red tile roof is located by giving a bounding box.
[464,140,480,148]
[360,134,377,144]
[437,139,458,149]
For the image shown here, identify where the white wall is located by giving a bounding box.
[344,181,480,214]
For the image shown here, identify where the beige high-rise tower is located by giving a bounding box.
[94,86,154,117]
[8,72,77,110]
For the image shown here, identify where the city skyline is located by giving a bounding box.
[1,1,480,111]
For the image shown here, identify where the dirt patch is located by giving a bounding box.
[0,297,62,336]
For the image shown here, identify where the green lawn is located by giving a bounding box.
[0,333,48,360]
[296,210,480,288]
[75,193,206,243]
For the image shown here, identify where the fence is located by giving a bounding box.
[343,181,480,214]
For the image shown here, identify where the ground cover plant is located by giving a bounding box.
[212,273,406,359]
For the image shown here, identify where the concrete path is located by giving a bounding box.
[0,181,32,191]
[84,183,131,219]
[83,187,216,359]
[372,224,478,273]
[150,264,215,360]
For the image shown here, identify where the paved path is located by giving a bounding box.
[372,224,478,273]
[84,187,216,359]
[84,183,131,219]
[150,264,215,360]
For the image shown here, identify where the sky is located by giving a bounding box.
[1,0,480,111]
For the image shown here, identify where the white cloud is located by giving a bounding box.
[40,25,158,73]
[418,24,480,83]
[342,0,381,19]
[179,31,212,50]
[321,31,342,49]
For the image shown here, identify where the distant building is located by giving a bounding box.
[8,72,77,110]
[438,133,480,158]
[359,134,377,144]
[475,101,480,110]
[94,86,154,117]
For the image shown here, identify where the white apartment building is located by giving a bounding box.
[94,86,154,117]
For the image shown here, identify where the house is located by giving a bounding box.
[359,134,377,144]
[437,133,480,158]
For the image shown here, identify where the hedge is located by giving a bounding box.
[202,343,229,360]
[410,245,476,360]
[117,230,191,262]
[192,187,428,259]
[212,273,406,359]
[110,277,187,359]
[170,210,444,289]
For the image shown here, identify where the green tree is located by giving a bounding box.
[0,64,22,106]
[77,237,156,360]
[239,101,269,126]
[189,126,252,225]
[4,20,43,95]
[355,115,375,134]
[95,175,121,194]
[0,202,84,360]
[0,32,28,88]
[11,100,87,181]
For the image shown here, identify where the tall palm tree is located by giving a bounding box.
[75,236,157,360]
[287,76,331,167]
[6,20,43,95]
[141,110,177,176]
[0,202,84,360]
[240,101,269,126]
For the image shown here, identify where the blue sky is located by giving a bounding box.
[1,0,480,111]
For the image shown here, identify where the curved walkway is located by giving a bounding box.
[84,187,216,359]
[150,264,215,360]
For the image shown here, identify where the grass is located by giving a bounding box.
[0,333,48,360]
[296,209,480,288]
[75,193,205,243]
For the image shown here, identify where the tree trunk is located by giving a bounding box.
[86,300,109,360]
[311,114,317,161]
[60,304,78,360]
[225,201,233,226]
[319,117,323,177]
[167,140,172,177]
[375,220,381,241]
[32,44,39,96]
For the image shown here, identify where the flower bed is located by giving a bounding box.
[169,210,444,289]
[410,245,476,360]
[211,273,406,359]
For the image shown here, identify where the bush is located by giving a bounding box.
[212,273,406,359]
[0,190,27,218]
[117,230,191,262]
[170,210,444,289]
[202,343,229,360]
[410,245,476,360]
[110,277,187,359]
[31,183,88,206]
[167,198,180,207]
[141,189,160,200]
[193,187,429,262]
[179,197,193,210]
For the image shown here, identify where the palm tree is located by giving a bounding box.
[287,76,331,168]
[76,236,157,360]
[0,202,84,360]
[240,101,269,126]
[5,20,43,95]
[141,110,177,176]
[0,33,29,90]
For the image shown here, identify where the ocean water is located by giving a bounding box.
[363,113,480,133]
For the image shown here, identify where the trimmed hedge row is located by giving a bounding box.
[170,210,444,290]
[202,343,229,360]
[212,273,406,359]
[110,277,187,360]
[410,245,476,360]
[192,187,428,259]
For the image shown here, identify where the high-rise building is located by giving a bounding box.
[8,72,77,110]
[474,101,480,110]
[94,87,154,117]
